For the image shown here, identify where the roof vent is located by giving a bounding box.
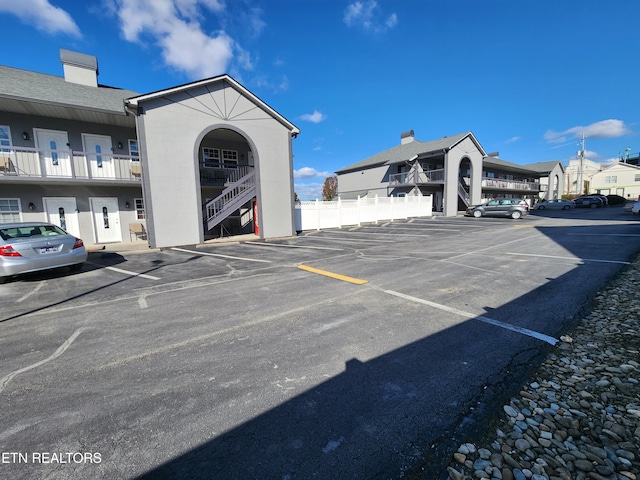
[400,129,415,144]
[60,49,98,87]
[486,151,500,158]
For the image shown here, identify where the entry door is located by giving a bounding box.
[43,197,80,237]
[90,197,122,243]
[35,129,71,176]
[83,134,115,178]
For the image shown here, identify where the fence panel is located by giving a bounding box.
[294,195,432,231]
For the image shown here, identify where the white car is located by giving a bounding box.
[632,201,640,215]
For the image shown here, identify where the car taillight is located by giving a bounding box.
[73,238,84,250]
[0,245,22,257]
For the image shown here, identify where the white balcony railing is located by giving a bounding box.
[389,168,445,185]
[482,177,540,191]
[0,146,141,182]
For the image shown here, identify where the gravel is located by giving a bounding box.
[443,254,640,480]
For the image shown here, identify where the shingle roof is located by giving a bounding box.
[336,132,479,174]
[0,65,138,114]
[521,160,564,173]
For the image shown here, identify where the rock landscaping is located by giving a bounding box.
[444,255,640,480]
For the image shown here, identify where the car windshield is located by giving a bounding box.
[0,225,67,241]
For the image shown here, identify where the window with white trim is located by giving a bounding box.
[134,198,145,220]
[202,147,220,166]
[605,176,617,184]
[221,149,238,164]
[634,174,640,182]
[0,199,21,223]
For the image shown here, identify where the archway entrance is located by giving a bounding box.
[198,128,257,239]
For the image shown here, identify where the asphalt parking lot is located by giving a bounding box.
[1,206,639,479]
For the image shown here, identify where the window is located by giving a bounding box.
[0,199,21,223]
[0,125,11,151]
[221,149,238,164]
[129,139,139,160]
[202,147,220,166]
[605,176,617,184]
[134,198,145,220]
[635,174,640,182]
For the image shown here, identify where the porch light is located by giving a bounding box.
[22,132,30,141]
[117,142,123,149]
[28,202,35,211]
[125,201,130,209]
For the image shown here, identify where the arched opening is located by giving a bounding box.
[198,127,257,239]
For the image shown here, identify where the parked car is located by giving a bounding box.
[0,222,87,284]
[623,201,638,213]
[633,202,640,215]
[587,194,609,206]
[534,199,575,210]
[466,199,529,219]
[573,196,603,208]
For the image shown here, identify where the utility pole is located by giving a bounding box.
[577,133,585,195]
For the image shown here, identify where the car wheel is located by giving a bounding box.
[590,203,598,209]
[562,205,569,210]
[69,263,84,272]
[511,210,522,219]
[538,205,545,210]
[473,210,482,218]
[0,276,6,285]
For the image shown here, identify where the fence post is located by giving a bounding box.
[316,199,320,231]
[357,196,361,226]
[375,195,379,224]
[337,196,342,229]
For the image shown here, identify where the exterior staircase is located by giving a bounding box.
[204,167,256,231]
[458,181,470,207]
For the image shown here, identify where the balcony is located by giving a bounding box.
[0,146,141,183]
[388,168,445,186]
[199,162,254,187]
[482,177,540,192]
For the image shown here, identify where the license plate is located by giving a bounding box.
[40,246,58,254]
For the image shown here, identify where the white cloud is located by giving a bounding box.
[294,167,332,179]
[110,0,261,79]
[294,182,323,201]
[343,1,397,33]
[505,136,522,144]
[0,0,81,36]
[299,110,326,123]
[544,119,631,144]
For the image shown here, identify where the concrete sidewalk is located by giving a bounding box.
[85,233,261,254]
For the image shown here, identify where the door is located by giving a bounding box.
[83,134,115,178]
[90,197,122,243]
[43,197,80,237]
[35,129,72,177]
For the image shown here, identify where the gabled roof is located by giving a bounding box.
[336,132,485,174]
[126,74,300,135]
[0,65,138,127]
[522,160,565,174]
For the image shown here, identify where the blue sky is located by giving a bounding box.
[1,0,638,200]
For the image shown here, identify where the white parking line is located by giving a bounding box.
[87,262,160,280]
[383,289,559,346]
[243,242,343,251]
[506,252,630,265]
[171,247,271,263]
[304,235,397,244]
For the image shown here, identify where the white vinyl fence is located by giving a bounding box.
[294,195,433,231]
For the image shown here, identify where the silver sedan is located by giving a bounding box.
[0,222,87,284]
[534,199,575,210]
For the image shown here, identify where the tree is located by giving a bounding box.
[322,175,338,201]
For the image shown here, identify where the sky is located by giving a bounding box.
[1,0,638,200]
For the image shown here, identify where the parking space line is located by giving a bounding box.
[86,262,161,280]
[506,252,630,265]
[383,289,559,346]
[171,247,271,263]
[298,264,368,285]
[243,242,343,251]
[304,235,397,244]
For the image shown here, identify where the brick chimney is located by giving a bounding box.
[60,49,98,87]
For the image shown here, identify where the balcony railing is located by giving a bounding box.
[389,168,445,185]
[199,163,254,186]
[0,146,141,182]
[482,177,540,191]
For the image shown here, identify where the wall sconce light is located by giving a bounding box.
[22,132,30,141]
[117,142,123,149]
[125,201,130,209]
[28,202,35,211]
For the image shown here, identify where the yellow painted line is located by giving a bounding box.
[298,264,368,285]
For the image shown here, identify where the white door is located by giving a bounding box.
[83,134,115,179]
[90,197,122,243]
[35,129,72,177]
[43,197,81,237]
